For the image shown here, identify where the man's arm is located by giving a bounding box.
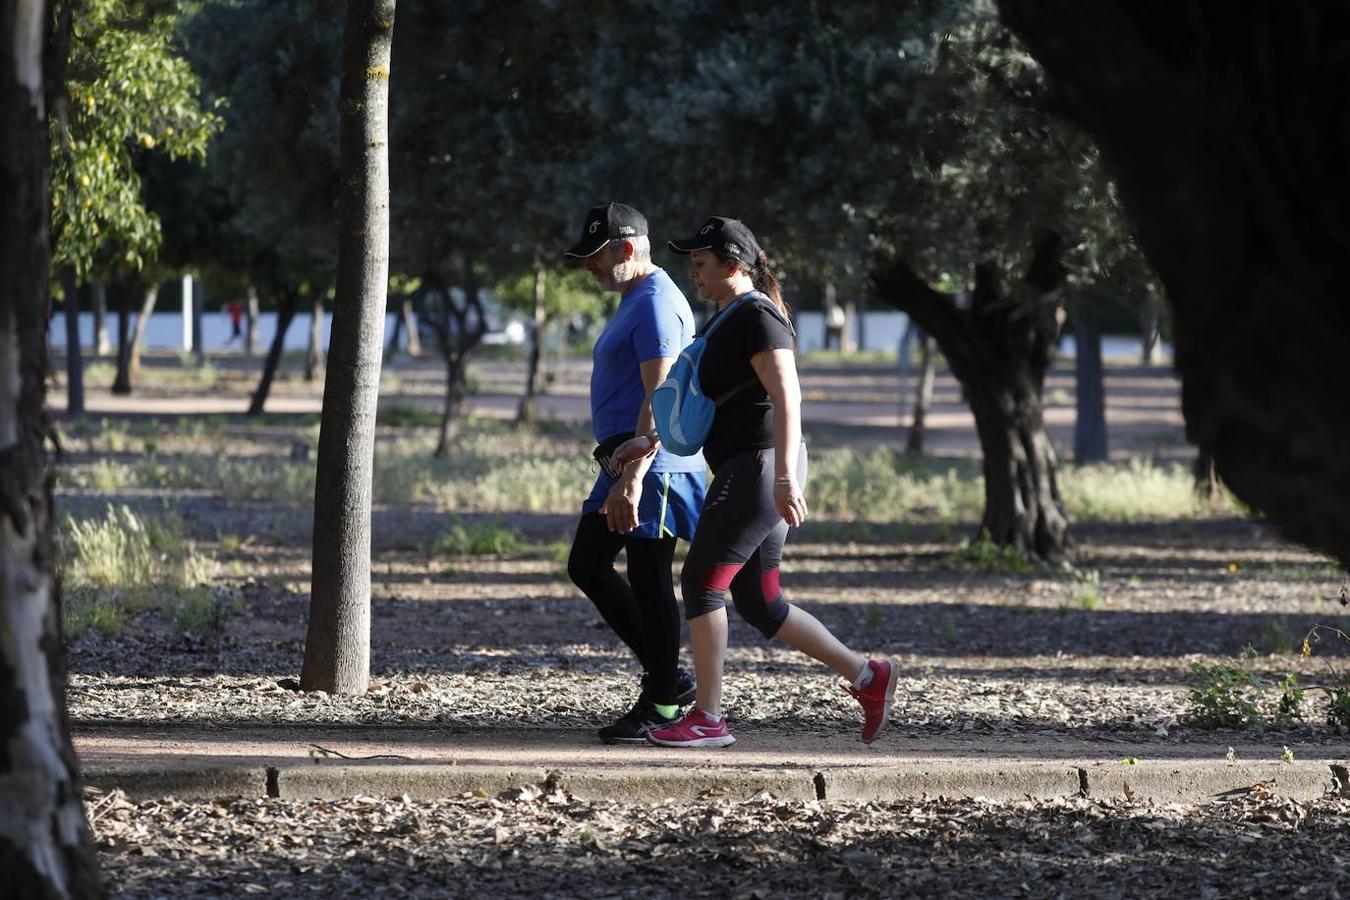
[602,356,676,532]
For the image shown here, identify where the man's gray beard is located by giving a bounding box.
[597,260,634,292]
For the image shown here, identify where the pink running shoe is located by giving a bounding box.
[844,659,898,743]
[646,708,736,748]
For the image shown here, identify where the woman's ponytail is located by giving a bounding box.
[751,253,791,324]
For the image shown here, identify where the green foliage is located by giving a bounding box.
[1070,568,1104,610]
[61,504,216,638]
[52,0,222,280]
[434,519,524,557]
[1185,657,1263,730]
[495,267,607,322]
[942,530,1035,574]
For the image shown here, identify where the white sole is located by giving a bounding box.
[646,734,736,749]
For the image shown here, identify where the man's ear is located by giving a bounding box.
[621,239,637,262]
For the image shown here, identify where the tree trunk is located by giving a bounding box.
[873,233,1069,559]
[1194,447,1220,504]
[301,0,396,695]
[905,333,935,455]
[190,278,204,365]
[304,295,325,381]
[126,281,159,384]
[244,286,260,357]
[92,282,109,357]
[998,1,1350,568]
[383,297,404,362]
[435,354,468,458]
[1140,291,1160,366]
[60,267,83,416]
[515,264,546,426]
[1072,299,1108,463]
[110,281,132,396]
[1,0,104,892]
[247,288,297,416]
[401,294,420,357]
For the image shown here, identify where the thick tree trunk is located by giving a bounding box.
[60,268,82,416]
[301,0,396,695]
[905,333,935,455]
[244,286,260,357]
[91,282,109,357]
[998,2,1350,568]
[110,282,132,396]
[1072,300,1108,463]
[304,296,325,381]
[874,233,1068,558]
[0,0,104,893]
[126,282,158,384]
[1140,291,1161,366]
[516,264,546,426]
[247,288,297,416]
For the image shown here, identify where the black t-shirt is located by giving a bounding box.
[697,294,796,468]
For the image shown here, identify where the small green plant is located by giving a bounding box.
[1185,658,1263,729]
[941,531,1034,575]
[1225,746,1236,762]
[1070,569,1104,610]
[1274,674,1304,726]
[1281,745,1295,763]
[864,602,882,627]
[434,519,524,556]
[1121,757,1139,766]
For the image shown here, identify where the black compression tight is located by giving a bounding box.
[567,513,681,705]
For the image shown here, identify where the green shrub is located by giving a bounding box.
[434,519,524,556]
[941,530,1034,574]
[61,505,217,639]
[1186,657,1263,729]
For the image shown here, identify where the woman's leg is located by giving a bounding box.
[688,607,729,717]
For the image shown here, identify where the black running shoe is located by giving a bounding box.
[598,701,680,744]
[639,669,697,707]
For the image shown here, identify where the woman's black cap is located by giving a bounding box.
[668,216,764,268]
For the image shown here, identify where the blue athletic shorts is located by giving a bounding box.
[582,469,705,540]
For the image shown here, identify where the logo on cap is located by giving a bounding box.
[700,224,715,235]
[618,226,635,235]
[589,220,601,234]
[726,243,741,256]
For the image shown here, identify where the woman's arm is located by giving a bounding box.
[751,347,807,526]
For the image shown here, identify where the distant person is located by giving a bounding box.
[562,202,707,743]
[225,298,244,346]
[613,216,898,748]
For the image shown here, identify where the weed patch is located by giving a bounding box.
[434,519,525,556]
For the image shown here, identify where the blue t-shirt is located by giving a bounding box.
[590,268,705,474]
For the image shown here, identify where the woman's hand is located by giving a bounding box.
[610,434,657,469]
[774,477,808,527]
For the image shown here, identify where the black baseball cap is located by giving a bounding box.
[562,202,648,259]
[667,216,764,268]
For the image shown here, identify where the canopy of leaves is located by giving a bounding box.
[52,0,221,282]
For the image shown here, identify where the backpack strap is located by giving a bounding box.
[705,291,795,407]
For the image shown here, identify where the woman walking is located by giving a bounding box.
[613,216,897,748]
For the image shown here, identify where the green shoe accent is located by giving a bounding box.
[653,703,679,720]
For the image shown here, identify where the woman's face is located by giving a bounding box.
[688,249,737,301]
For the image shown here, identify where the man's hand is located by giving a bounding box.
[611,434,656,469]
[600,471,643,533]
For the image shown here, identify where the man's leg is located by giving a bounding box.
[623,534,681,706]
[567,513,644,661]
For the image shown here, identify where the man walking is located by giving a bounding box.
[563,202,706,742]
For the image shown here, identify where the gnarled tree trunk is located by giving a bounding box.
[1,0,104,892]
[999,1,1350,568]
[874,232,1068,559]
[301,0,397,695]
[426,272,488,458]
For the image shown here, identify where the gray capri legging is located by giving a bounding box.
[680,446,808,638]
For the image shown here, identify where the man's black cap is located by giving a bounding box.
[563,202,648,259]
[667,216,764,269]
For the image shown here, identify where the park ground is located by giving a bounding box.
[55,350,1350,897]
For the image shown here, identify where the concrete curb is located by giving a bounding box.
[83,760,1349,805]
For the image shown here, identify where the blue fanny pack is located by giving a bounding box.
[651,292,789,456]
